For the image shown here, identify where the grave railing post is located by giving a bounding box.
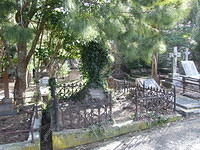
[173,85,176,111]
[135,89,138,120]
[199,79,200,92]
[182,77,186,94]
[49,78,59,131]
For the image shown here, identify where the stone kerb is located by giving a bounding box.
[0,108,42,150]
[52,114,182,150]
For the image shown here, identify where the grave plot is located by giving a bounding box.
[50,78,176,129]
[50,80,112,130]
[0,112,32,144]
[0,101,41,149]
[50,79,178,150]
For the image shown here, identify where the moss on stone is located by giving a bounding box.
[52,114,182,150]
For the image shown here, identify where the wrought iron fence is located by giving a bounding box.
[132,86,175,120]
[58,97,112,130]
[109,78,175,121]
[50,77,175,131]
[56,81,86,101]
[159,74,200,94]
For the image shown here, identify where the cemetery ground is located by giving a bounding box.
[0,78,189,149]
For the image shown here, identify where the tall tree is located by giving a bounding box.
[63,0,194,80]
[2,0,65,104]
[0,0,15,99]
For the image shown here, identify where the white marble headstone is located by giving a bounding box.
[181,61,200,78]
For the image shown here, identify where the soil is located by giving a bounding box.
[0,112,32,144]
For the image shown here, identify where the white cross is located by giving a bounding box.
[169,47,181,77]
[185,48,190,61]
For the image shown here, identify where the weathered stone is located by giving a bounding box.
[0,103,16,116]
[52,114,182,150]
[176,95,200,117]
[66,69,81,81]
[181,61,200,78]
[136,77,160,89]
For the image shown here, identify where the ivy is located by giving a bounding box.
[80,40,110,87]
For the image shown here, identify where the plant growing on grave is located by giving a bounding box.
[80,40,111,88]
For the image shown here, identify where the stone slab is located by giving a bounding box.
[39,76,49,86]
[176,95,200,117]
[0,103,17,116]
[136,78,160,89]
[181,61,200,78]
[176,95,200,109]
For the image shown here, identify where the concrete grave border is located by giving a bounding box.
[52,113,182,150]
[0,108,42,150]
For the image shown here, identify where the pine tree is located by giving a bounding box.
[63,0,194,80]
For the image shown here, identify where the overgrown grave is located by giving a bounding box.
[50,75,178,149]
[0,96,42,148]
[49,78,112,130]
[0,76,45,149]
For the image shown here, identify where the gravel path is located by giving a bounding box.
[70,116,200,150]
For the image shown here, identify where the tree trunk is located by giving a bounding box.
[14,43,28,105]
[151,52,158,82]
[3,69,9,99]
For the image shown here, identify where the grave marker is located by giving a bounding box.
[136,78,160,89]
[0,98,16,116]
[185,48,190,61]
[169,47,181,77]
[181,61,200,79]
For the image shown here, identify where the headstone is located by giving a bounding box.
[185,48,190,61]
[0,98,16,116]
[39,76,49,86]
[66,69,81,81]
[169,47,181,77]
[40,86,49,97]
[136,78,160,89]
[181,61,200,79]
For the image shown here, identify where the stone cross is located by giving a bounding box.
[185,48,190,61]
[169,47,181,77]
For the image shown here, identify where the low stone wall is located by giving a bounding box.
[0,110,42,150]
[52,114,182,150]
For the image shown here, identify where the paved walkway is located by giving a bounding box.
[73,117,200,150]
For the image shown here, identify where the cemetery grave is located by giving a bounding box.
[159,49,200,116]
[0,112,32,144]
[135,77,161,89]
[50,78,176,130]
[0,104,35,144]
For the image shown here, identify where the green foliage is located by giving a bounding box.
[0,0,15,23]
[56,62,70,77]
[3,25,33,43]
[80,40,110,86]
